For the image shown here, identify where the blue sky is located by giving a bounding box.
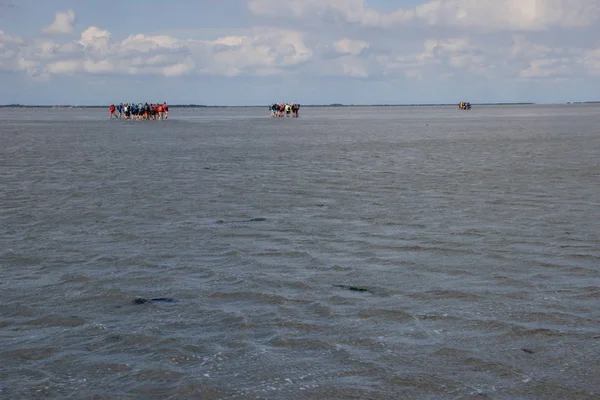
[1,0,599,105]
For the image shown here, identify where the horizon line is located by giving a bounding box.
[0,100,600,108]
[1,101,600,108]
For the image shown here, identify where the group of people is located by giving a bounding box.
[458,101,472,110]
[109,102,169,120]
[270,103,300,117]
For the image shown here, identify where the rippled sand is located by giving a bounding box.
[1,105,599,399]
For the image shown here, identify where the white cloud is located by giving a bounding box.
[384,38,473,70]
[83,59,113,73]
[0,30,25,72]
[41,10,76,36]
[248,0,599,31]
[579,48,600,75]
[79,26,111,52]
[333,38,369,55]
[314,54,370,77]
[207,28,313,74]
[0,24,315,79]
[47,59,82,74]
[413,0,598,31]
[341,62,368,77]
[121,34,182,52]
[163,61,195,77]
[17,57,38,73]
[0,29,23,45]
[519,58,570,78]
[248,0,412,26]
[510,35,552,58]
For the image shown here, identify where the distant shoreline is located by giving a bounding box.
[1,102,599,108]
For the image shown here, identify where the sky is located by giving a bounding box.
[1,0,600,105]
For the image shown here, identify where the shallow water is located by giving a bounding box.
[1,105,599,399]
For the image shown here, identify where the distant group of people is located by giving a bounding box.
[109,102,169,120]
[458,101,472,110]
[270,103,300,117]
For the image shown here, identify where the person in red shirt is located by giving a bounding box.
[109,104,116,118]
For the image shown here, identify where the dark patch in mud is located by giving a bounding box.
[133,297,177,305]
[216,218,266,224]
[333,284,374,294]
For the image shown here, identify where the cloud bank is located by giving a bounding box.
[249,0,598,30]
